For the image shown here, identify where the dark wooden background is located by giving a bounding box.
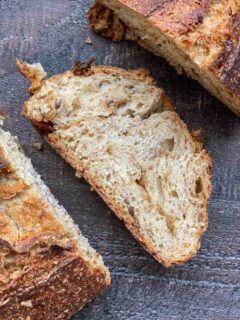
[0,1,240,319]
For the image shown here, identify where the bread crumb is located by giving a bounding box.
[0,112,9,125]
[90,186,94,192]
[20,300,33,308]
[75,172,82,179]
[33,142,43,151]
[85,37,93,45]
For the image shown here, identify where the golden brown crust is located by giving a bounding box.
[119,0,211,33]
[0,131,110,318]
[72,58,96,76]
[90,0,240,114]
[209,8,240,100]
[0,147,28,201]
[0,176,27,201]
[89,0,211,37]
[0,253,110,320]
[0,190,71,252]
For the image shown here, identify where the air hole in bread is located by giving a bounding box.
[136,174,146,189]
[125,109,134,117]
[55,100,61,110]
[157,176,164,201]
[106,145,114,155]
[137,102,144,109]
[171,190,178,198]
[127,205,135,216]
[81,128,89,135]
[161,138,174,152]
[165,215,176,237]
[195,177,203,194]
[122,130,129,136]
[117,101,127,109]
[98,79,111,88]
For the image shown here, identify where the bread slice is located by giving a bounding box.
[89,1,240,116]
[17,59,212,267]
[0,121,110,319]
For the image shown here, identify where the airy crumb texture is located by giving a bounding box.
[0,126,110,320]
[18,60,212,267]
[89,1,240,116]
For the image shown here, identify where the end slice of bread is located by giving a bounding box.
[0,123,110,319]
[18,59,212,267]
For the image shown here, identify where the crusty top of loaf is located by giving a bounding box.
[0,127,108,291]
[97,0,240,98]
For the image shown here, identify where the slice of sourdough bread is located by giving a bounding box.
[17,59,212,267]
[89,1,240,116]
[0,121,110,320]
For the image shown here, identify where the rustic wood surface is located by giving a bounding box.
[0,1,240,319]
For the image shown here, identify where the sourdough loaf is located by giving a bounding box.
[0,121,110,319]
[89,1,240,116]
[17,59,212,267]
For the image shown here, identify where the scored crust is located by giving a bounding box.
[17,59,212,267]
[89,1,240,116]
[0,128,110,319]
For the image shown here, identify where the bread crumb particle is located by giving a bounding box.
[20,300,33,308]
[33,142,43,151]
[75,172,82,179]
[85,37,92,45]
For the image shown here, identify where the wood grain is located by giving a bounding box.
[0,0,239,319]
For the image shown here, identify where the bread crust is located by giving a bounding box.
[89,1,240,115]
[0,129,110,319]
[209,8,240,100]
[88,3,126,41]
[0,254,110,320]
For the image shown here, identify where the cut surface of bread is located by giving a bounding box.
[18,59,212,267]
[0,122,110,320]
[89,1,240,116]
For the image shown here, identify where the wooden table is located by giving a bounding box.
[0,1,239,319]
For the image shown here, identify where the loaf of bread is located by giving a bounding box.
[89,1,240,116]
[17,59,212,267]
[0,120,110,319]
